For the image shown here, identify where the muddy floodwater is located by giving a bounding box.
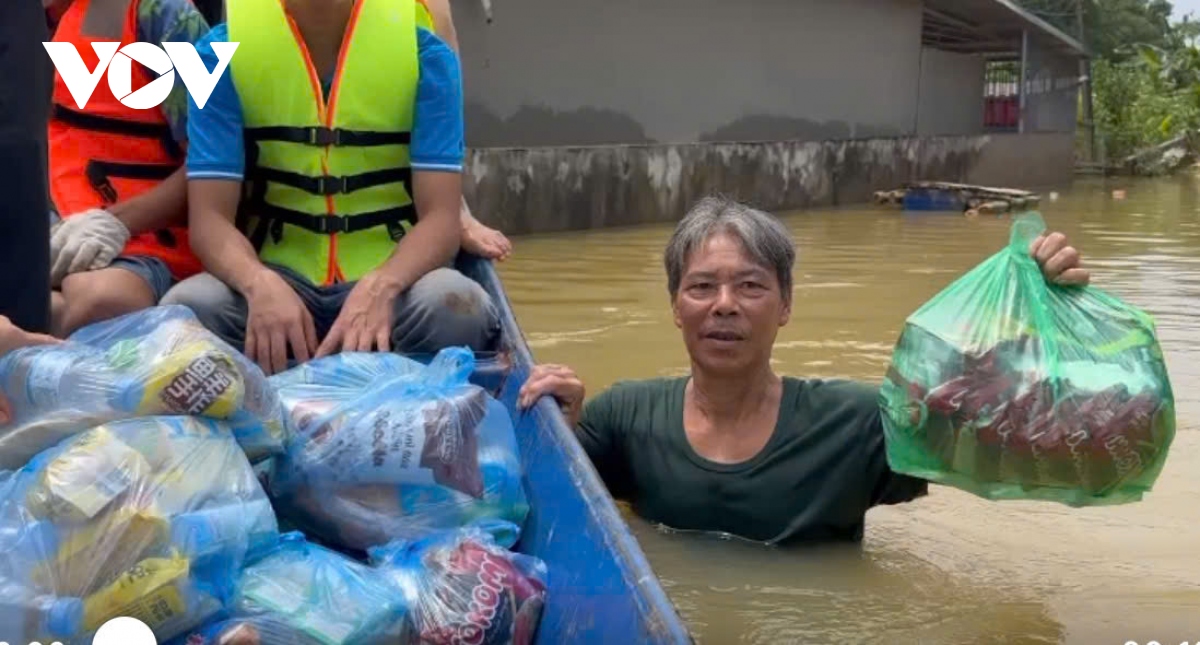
[499,177,1200,644]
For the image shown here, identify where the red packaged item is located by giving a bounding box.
[368,521,548,645]
[880,213,1176,506]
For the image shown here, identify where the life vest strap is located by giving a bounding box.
[255,202,417,236]
[83,160,180,248]
[244,125,411,147]
[251,166,412,196]
[85,159,178,203]
[52,104,183,160]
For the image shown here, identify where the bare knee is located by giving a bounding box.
[57,270,155,336]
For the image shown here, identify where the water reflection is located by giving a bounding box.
[500,176,1200,643]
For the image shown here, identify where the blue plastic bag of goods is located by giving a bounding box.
[170,531,407,645]
[879,213,1177,506]
[0,415,279,645]
[0,305,287,470]
[368,520,548,645]
[266,348,529,552]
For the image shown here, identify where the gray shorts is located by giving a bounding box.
[109,255,175,302]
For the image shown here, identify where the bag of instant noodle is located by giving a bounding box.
[0,306,286,469]
[879,213,1176,506]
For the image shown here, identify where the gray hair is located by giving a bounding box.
[664,196,796,301]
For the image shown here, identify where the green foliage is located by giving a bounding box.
[1018,0,1200,160]
[1091,56,1199,159]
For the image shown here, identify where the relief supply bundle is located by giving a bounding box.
[879,213,1176,505]
[171,531,407,645]
[368,520,548,645]
[266,348,529,552]
[0,415,279,645]
[0,305,287,470]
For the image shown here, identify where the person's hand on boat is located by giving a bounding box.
[518,364,586,426]
[245,268,318,375]
[316,269,398,358]
[0,315,60,424]
[1030,231,1089,286]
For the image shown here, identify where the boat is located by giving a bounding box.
[454,252,695,645]
[874,181,1041,214]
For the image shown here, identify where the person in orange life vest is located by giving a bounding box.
[43,0,211,338]
[418,0,512,262]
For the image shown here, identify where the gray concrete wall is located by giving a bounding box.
[454,0,925,147]
[464,134,1076,234]
[1024,39,1080,134]
[917,47,985,136]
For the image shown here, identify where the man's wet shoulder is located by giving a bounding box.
[784,376,882,424]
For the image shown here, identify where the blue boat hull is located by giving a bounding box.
[455,254,694,645]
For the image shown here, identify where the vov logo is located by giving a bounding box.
[42,41,238,110]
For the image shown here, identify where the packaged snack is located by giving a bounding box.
[0,306,287,469]
[0,416,279,644]
[369,521,547,645]
[268,349,528,551]
[880,213,1177,505]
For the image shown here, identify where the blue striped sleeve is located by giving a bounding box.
[411,28,465,173]
[185,24,246,181]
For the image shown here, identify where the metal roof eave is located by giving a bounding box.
[923,0,1091,58]
[989,0,1090,56]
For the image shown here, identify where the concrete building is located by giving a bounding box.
[453,0,1088,233]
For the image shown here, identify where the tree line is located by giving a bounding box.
[1021,0,1200,163]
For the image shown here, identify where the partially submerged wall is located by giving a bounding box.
[464,133,1075,234]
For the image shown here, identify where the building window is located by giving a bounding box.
[984,59,1021,132]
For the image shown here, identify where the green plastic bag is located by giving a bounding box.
[879,213,1176,506]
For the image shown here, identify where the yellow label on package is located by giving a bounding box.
[33,428,151,522]
[35,506,169,596]
[140,343,244,417]
[83,551,190,632]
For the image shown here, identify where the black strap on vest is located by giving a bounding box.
[52,104,184,160]
[250,167,412,196]
[85,160,177,203]
[258,203,416,236]
[245,126,410,148]
[84,160,180,248]
[240,124,416,250]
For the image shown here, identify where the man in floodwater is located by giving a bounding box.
[517,196,1089,544]
[161,0,501,375]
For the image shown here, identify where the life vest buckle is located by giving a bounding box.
[315,175,347,195]
[309,127,341,147]
[313,215,349,234]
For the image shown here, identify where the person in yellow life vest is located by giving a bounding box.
[43,0,212,338]
[160,0,501,375]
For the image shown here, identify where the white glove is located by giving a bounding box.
[49,209,131,288]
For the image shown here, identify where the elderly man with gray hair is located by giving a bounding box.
[517,195,1089,545]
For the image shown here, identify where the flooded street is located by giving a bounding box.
[499,177,1200,644]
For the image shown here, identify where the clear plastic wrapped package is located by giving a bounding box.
[0,415,279,645]
[0,305,287,469]
[171,531,407,645]
[369,520,548,645]
[267,348,528,552]
[879,213,1177,505]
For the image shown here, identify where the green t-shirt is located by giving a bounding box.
[576,376,929,545]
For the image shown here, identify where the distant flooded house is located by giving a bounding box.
[454,0,1087,233]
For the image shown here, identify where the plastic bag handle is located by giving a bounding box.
[1007,211,1062,383]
